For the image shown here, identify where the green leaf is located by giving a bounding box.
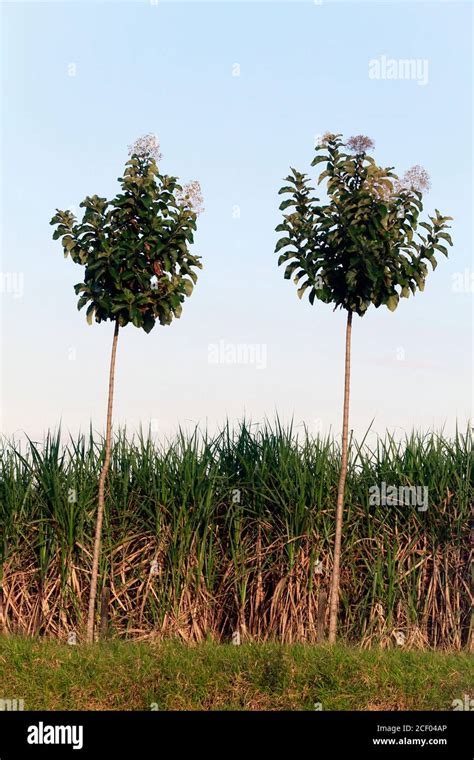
[284,262,299,280]
[279,198,296,211]
[297,281,310,299]
[275,237,292,252]
[86,304,95,325]
[386,294,399,312]
[277,251,293,266]
[436,232,453,245]
[142,315,155,333]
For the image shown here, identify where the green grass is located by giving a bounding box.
[0,637,471,711]
[1,422,472,645]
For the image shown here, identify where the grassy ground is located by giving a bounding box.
[0,637,471,711]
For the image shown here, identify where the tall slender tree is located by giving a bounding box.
[275,132,453,643]
[51,134,203,642]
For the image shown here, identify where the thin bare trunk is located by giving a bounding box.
[0,582,8,636]
[86,320,119,643]
[328,310,352,644]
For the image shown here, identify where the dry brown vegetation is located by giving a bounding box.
[0,424,471,647]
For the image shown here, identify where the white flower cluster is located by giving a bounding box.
[176,180,205,216]
[346,135,375,154]
[396,165,431,193]
[315,131,337,148]
[128,133,162,162]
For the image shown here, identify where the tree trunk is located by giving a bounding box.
[0,582,8,637]
[328,310,352,645]
[86,320,120,643]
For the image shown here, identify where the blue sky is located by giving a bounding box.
[1,0,472,441]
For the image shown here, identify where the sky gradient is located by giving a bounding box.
[1,0,472,442]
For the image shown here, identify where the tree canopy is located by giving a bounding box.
[275,133,453,316]
[51,142,203,333]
